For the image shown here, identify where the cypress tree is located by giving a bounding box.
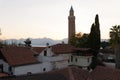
[89,14,102,70]
[89,14,101,55]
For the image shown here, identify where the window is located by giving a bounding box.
[43,68,46,71]
[9,66,13,75]
[75,58,77,62]
[44,50,47,56]
[9,66,12,72]
[0,64,3,72]
[87,58,90,63]
[71,56,73,62]
[68,60,70,63]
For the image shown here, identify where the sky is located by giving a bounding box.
[0,0,120,40]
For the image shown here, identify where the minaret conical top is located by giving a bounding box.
[69,6,74,16]
[70,6,73,12]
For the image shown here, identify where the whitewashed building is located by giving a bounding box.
[0,44,93,76]
[33,44,73,70]
[0,44,71,76]
[0,47,43,75]
[38,44,93,70]
[69,48,93,69]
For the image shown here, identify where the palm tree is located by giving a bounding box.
[110,25,120,69]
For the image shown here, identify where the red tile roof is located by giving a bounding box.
[47,66,89,80]
[73,48,93,56]
[70,67,89,80]
[0,73,9,77]
[0,47,39,66]
[2,66,120,80]
[74,48,91,51]
[51,44,75,54]
[51,44,94,56]
[1,66,89,80]
[89,66,120,80]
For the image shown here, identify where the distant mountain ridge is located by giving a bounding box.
[3,38,68,47]
[1,38,109,47]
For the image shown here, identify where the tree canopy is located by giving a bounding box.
[70,32,89,48]
[110,25,120,46]
[24,38,31,47]
[70,14,101,51]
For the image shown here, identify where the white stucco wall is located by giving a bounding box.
[69,56,92,67]
[39,47,54,57]
[55,60,68,69]
[59,54,71,60]
[13,62,53,75]
[38,56,65,62]
[37,48,69,70]
[0,59,9,73]
[37,47,70,63]
[41,62,53,72]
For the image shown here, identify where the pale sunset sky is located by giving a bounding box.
[0,0,120,40]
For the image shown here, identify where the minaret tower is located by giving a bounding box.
[68,6,75,44]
